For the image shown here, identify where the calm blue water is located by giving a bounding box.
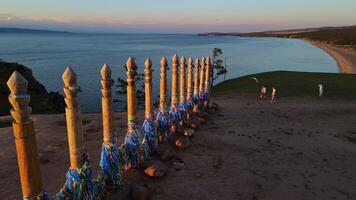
[0,33,337,112]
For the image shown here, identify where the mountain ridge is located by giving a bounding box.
[0,27,73,34]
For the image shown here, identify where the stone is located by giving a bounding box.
[144,160,168,178]
[169,124,178,133]
[184,128,194,137]
[175,136,190,149]
[189,122,198,129]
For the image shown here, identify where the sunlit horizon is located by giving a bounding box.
[1,0,355,34]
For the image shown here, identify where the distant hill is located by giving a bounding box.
[0,27,72,34]
[199,25,356,49]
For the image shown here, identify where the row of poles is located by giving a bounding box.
[7,54,212,200]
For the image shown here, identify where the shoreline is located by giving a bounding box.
[304,39,356,74]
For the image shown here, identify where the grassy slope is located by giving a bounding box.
[239,26,356,49]
[212,71,356,98]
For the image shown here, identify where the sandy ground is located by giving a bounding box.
[1,94,356,200]
[306,40,356,74]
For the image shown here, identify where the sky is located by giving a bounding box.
[0,0,355,33]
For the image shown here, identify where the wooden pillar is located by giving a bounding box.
[205,56,211,93]
[144,58,153,120]
[199,57,206,95]
[101,64,114,143]
[126,57,137,123]
[171,54,179,107]
[159,57,168,111]
[7,71,43,199]
[193,58,200,97]
[186,57,193,104]
[179,56,186,104]
[62,67,84,169]
[193,58,200,113]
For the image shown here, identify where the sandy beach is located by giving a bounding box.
[1,94,356,200]
[306,40,356,74]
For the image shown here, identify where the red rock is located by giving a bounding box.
[144,161,168,177]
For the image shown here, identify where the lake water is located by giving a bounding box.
[0,33,337,112]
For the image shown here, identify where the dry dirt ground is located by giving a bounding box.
[1,94,356,200]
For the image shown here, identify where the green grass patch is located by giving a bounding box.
[212,71,356,98]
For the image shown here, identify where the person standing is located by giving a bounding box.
[271,87,277,102]
[260,85,267,99]
[318,84,323,97]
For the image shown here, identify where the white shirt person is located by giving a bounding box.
[318,84,323,97]
[271,87,277,102]
[260,85,267,99]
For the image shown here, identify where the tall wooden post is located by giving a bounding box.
[193,58,200,113]
[125,57,143,168]
[7,71,44,199]
[126,57,137,123]
[143,57,158,153]
[159,57,168,111]
[156,57,169,141]
[205,56,211,93]
[171,54,179,108]
[179,56,186,105]
[62,67,84,169]
[204,56,211,107]
[101,64,114,143]
[169,54,180,134]
[100,64,122,190]
[199,57,206,96]
[145,58,153,120]
[186,57,193,104]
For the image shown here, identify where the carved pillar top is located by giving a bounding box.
[205,56,211,92]
[126,57,137,121]
[101,64,113,97]
[199,57,206,93]
[179,56,186,104]
[171,54,179,105]
[193,58,200,96]
[159,56,168,111]
[7,71,31,124]
[62,67,79,109]
[145,58,153,119]
[186,57,194,102]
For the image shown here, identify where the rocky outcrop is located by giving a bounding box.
[0,59,65,116]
